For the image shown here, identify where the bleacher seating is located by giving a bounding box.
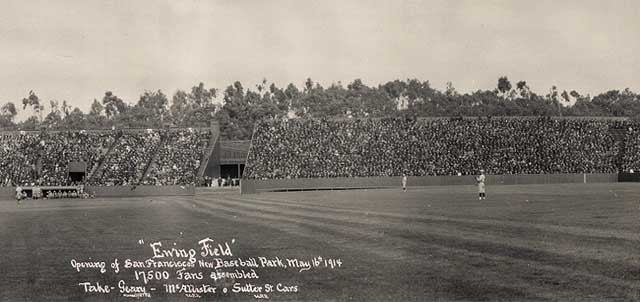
[244,117,639,179]
[142,129,211,186]
[1,119,639,187]
[0,128,211,187]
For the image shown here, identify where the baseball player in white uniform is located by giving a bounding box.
[402,173,407,192]
[476,169,486,200]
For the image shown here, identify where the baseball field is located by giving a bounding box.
[1,183,639,301]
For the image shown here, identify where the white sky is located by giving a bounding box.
[0,0,638,115]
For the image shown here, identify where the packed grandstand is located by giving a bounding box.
[0,128,212,187]
[1,117,639,187]
[243,117,640,180]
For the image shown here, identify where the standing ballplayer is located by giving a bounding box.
[402,173,407,192]
[476,169,486,200]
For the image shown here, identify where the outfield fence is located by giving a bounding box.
[0,175,620,198]
[240,173,619,194]
[85,185,195,197]
[0,185,195,199]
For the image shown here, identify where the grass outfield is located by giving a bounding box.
[1,183,640,301]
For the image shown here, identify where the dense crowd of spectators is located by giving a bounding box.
[91,131,162,186]
[142,129,211,186]
[0,132,40,186]
[244,118,636,179]
[2,119,639,188]
[1,131,116,186]
[0,128,212,187]
[622,126,640,172]
[40,132,115,186]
